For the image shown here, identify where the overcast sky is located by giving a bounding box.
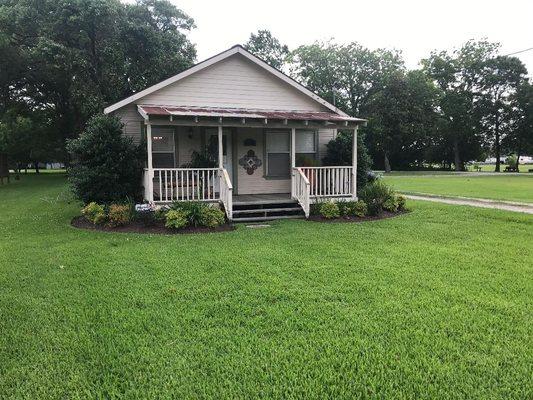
[174,0,533,75]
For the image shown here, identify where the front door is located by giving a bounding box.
[206,128,233,189]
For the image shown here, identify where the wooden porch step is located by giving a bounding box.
[233,207,302,215]
[232,215,304,223]
[233,198,298,206]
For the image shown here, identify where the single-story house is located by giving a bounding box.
[104,45,366,222]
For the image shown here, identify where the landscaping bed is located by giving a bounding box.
[71,215,235,234]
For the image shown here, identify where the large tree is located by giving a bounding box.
[0,0,196,164]
[422,40,499,170]
[244,30,289,69]
[477,56,528,171]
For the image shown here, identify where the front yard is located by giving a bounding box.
[384,174,533,203]
[0,174,531,399]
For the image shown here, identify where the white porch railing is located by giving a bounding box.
[152,168,220,202]
[299,166,354,198]
[145,167,234,220]
[292,168,310,218]
[219,168,233,221]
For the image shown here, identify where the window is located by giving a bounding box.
[296,130,317,166]
[265,130,290,177]
[151,128,175,168]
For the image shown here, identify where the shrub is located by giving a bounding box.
[397,195,407,211]
[383,196,399,212]
[154,207,168,221]
[343,200,368,217]
[320,201,340,219]
[165,209,188,230]
[135,210,156,227]
[66,114,145,204]
[108,204,133,227]
[310,201,323,216]
[199,206,226,227]
[81,202,106,224]
[170,201,207,227]
[322,131,372,190]
[359,180,395,215]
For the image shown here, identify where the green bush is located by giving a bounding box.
[397,195,407,211]
[341,200,367,217]
[310,201,323,216]
[165,209,188,230]
[154,207,168,221]
[320,201,340,219]
[66,114,145,204]
[108,203,133,227]
[81,202,106,224]
[199,206,226,228]
[359,180,395,215]
[383,196,399,212]
[170,201,207,227]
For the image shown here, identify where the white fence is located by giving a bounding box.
[299,166,354,198]
[151,168,220,202]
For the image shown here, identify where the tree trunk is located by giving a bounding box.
[453,136,461,171]
[494,117,501,172]
[384,153,391,173]
[34,162,40,174]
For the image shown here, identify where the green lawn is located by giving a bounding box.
[1,175,532,399]
[384,174,533,203]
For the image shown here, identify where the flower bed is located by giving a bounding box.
[72,201,234,234]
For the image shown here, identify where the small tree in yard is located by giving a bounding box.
[67,114,145,204]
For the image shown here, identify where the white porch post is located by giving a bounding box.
[352,125,358,199]
[146,122,154,203]
[290,127,296,197]
[217,125,223,169]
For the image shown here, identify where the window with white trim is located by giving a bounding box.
[151,127,175,168]
[295,130,317,166]
[265,130,290,177]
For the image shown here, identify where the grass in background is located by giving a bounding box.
[384,174,533,203]
[1,174,532,399]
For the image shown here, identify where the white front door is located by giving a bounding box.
[206,128,233,189]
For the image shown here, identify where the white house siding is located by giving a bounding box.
[139,54,329,112]
[234,128,290,195]
[112,104,144,144]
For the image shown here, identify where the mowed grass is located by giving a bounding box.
[384,174,533,203]
[0,175,532,399]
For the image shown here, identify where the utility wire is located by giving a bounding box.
[502,47,533,57]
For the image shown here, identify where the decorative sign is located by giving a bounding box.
[243,138,256,146]
[239,150,262,175]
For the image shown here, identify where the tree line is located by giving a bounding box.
[1,0,532,172]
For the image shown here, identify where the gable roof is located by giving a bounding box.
[104,45,350,117]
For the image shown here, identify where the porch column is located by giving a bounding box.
[352,126,358,199]
[290,127,296,198]
[217,125,223,169]
[146,122,154,202]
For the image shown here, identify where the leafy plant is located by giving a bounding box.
[397,195,407,211]
[108,204,133,227]
[154,207,168,221]
[320,201,340,219]
[66,114,145,204]
[165,210,188,230]
[199,206,226,228]
[383,196,399,212]
[81,202,106,225]
[170,201,207,227]
[359,180,395,215]
[339,200,367,217]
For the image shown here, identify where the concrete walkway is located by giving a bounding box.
[404,194,533,215]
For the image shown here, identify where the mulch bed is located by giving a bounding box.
[307,210,410,223]
[71,216,235,235]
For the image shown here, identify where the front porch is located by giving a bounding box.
[141,105,364,220]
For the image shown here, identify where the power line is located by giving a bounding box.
[502,47,533,57]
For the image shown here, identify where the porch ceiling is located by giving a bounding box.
[137,105,366,125]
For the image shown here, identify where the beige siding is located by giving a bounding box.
[234,128,290,195]
[112,104,144,144]
[318,128,337,160]
[139,54,329,112]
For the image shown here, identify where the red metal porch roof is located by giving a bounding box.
[138,105,365,123]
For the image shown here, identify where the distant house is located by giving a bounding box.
[104,45,366,221]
